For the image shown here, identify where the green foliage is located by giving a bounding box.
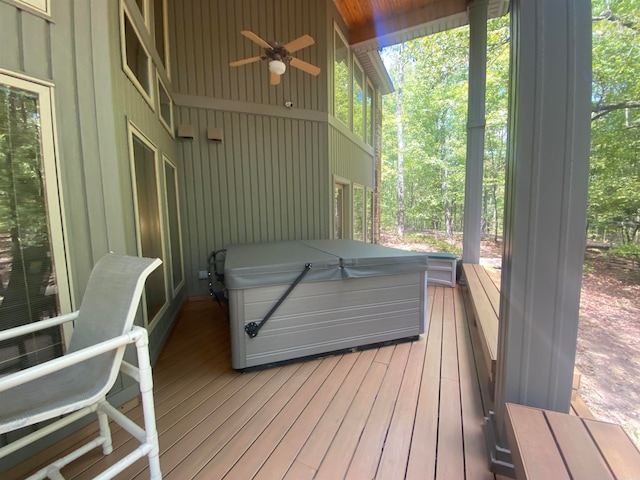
[589,0,640,244]
[609,243,640,268]
[0,85,49,248]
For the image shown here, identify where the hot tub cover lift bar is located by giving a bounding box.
[244,263,312,338]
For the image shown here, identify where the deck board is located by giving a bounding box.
[5,288,498,480]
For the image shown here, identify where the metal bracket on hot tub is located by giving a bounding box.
[245,263,312,338]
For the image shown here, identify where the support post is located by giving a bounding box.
[484,0,592,475]
[462,0,489,264]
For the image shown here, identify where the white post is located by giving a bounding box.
[485,0,592,475]
[462,0,489,264]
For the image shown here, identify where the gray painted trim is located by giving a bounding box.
[492,0,591,452]
[173,93,328,122]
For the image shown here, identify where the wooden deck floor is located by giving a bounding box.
[7,285,500,479]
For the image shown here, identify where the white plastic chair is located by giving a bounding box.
[0,254,163,480]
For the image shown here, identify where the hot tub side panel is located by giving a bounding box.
[228,271,427,369]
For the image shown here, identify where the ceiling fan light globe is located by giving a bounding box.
[268,60,287,75]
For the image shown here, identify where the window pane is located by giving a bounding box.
[158,79,172,130]
[132,135,166,321]
[366,83,374,145]
[0,83,63,373]
[353,185,364,241]
[124,12,151,94]
[334,30,350,126]
[334,184,344,239]
[153,0,167,69]
[165,161,183,293]
[366,189,374,243]
[353,65,364,138]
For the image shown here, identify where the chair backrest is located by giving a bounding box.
[66,254,161,388]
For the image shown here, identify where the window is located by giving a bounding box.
[353,185,365,241]
[334,27,350,126]
[353,61,364,138]
[153,0,169,74]
[366,81,374,145]
[334,182,347,239]
[121,4,154,107]
[128,125,167,327]
[157,76,173,135]
[14,0,49,15]
[0,73,71,373]
[133,0,149,26]
[366,188,374,242]
[163,157,184,296]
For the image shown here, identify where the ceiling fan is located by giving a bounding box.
[230,30,321,86]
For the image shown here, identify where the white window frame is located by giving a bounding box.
[127,121,168,329]
[130,0,151,30]
[162,155,184,298]
[352,58,365,140]
[11,0,49,15]
[157,75,174,137]
[120,2,155,109]
[366,187,375,243]
[332,175,352,240]
[0,70,73,339]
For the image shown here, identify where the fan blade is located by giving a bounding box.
[289,57,321,76]
[241,30,272,50]
[229,56,263,67]
[270,72,281,86]
[284,34,315,53]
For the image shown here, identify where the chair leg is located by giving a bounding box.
[135,331,162,480]
[97,402,113,455]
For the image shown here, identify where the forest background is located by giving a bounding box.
[379,0,640,445]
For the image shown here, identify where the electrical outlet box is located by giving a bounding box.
[198,270,209,280]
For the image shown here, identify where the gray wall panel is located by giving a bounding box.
[172,0,326,111]
[177,105,330,296]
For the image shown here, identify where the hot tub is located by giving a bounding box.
[224,239,428,370]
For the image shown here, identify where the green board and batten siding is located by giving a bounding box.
[170,0,376,296]
[0,0,182,467]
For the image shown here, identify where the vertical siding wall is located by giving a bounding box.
[170,0,334,296]
[107,0,182,354]
[176,107,329,295]
[171,0,328,110]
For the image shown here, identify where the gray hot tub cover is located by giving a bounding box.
[224,239,428,290]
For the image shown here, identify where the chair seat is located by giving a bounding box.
[0,356,112,432]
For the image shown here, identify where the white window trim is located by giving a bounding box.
[9,0,49,16]
[120,2,156,110]
[162,155,184,298]
[332,175,352,240]
[127,121,169,329]
[157,75,174,138]
[128,0,150,30]
[0,71,74,340]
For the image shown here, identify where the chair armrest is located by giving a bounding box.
[0,311,79,342]
[0,327,143,392]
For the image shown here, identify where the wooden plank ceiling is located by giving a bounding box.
[333,0,509,49]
